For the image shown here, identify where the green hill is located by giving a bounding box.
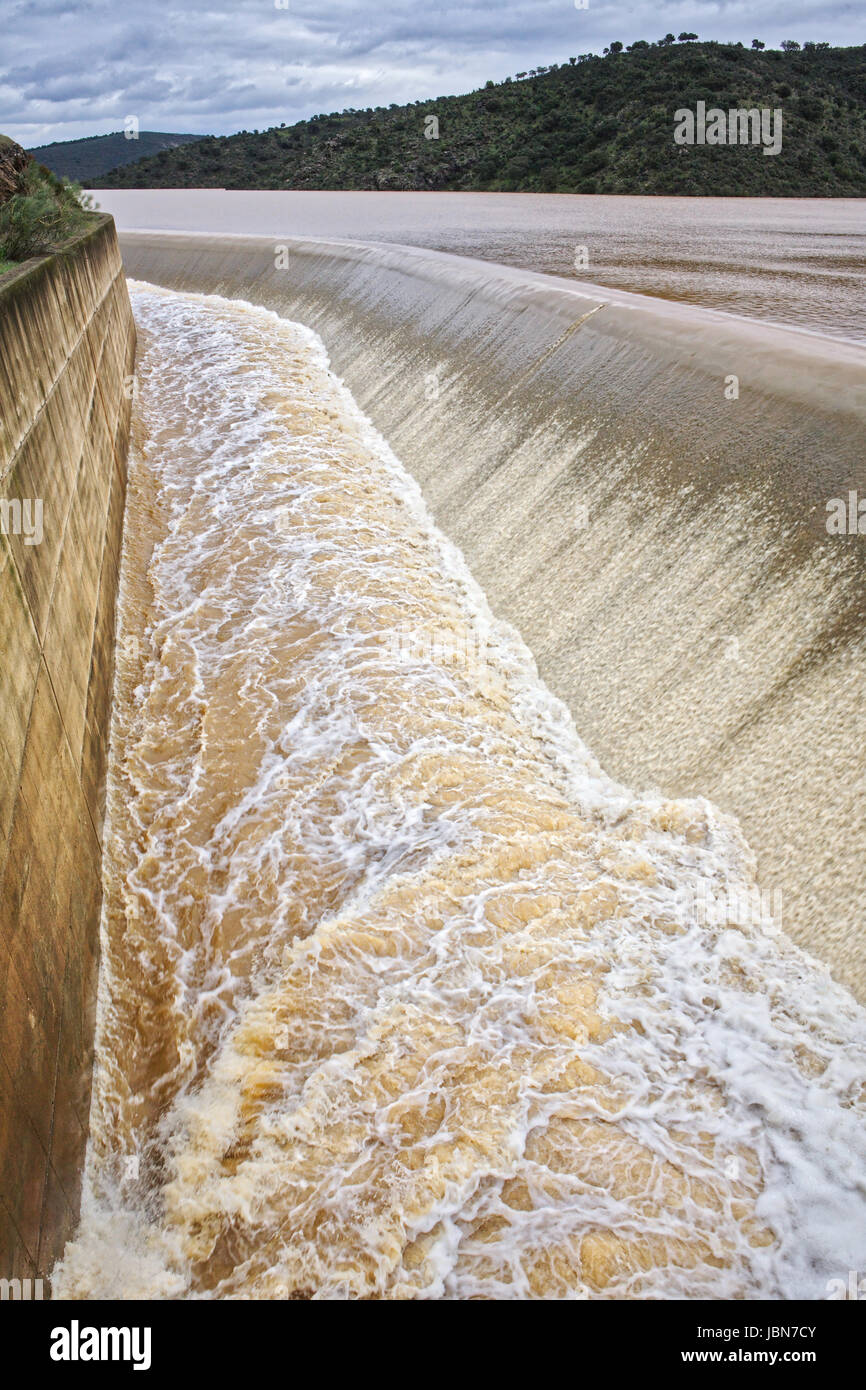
[28,131,203,183]
[97,40,866,196]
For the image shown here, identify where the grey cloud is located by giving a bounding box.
[1,0,860,144]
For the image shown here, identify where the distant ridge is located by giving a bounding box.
[28,131,204,183]
[97,41,866,196]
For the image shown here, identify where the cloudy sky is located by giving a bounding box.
[1,0,860,146]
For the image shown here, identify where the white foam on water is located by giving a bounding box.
[53,282,866,1301]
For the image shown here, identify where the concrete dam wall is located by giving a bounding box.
[0,215,135,1281]
[119,231,866,1002]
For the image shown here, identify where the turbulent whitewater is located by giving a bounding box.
[54,282,866,1300]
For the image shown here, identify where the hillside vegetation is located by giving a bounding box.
[0,135,98,268]
[97,40,866,195]
[28,130,202,183]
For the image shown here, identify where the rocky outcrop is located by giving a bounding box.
[0,135,30,205]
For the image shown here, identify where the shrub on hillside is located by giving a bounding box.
[0,162,94,261]
[95,42,866,198]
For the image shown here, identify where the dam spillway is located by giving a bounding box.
[116,232,866,1003]
[51,273,866,1299]
[2,217,864,1296]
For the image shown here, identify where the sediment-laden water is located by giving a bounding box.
[54,282,866,1299]
[95,190,866,342]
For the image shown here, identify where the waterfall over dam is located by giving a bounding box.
[51,249,866,1298]
[115,232,866,1002]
